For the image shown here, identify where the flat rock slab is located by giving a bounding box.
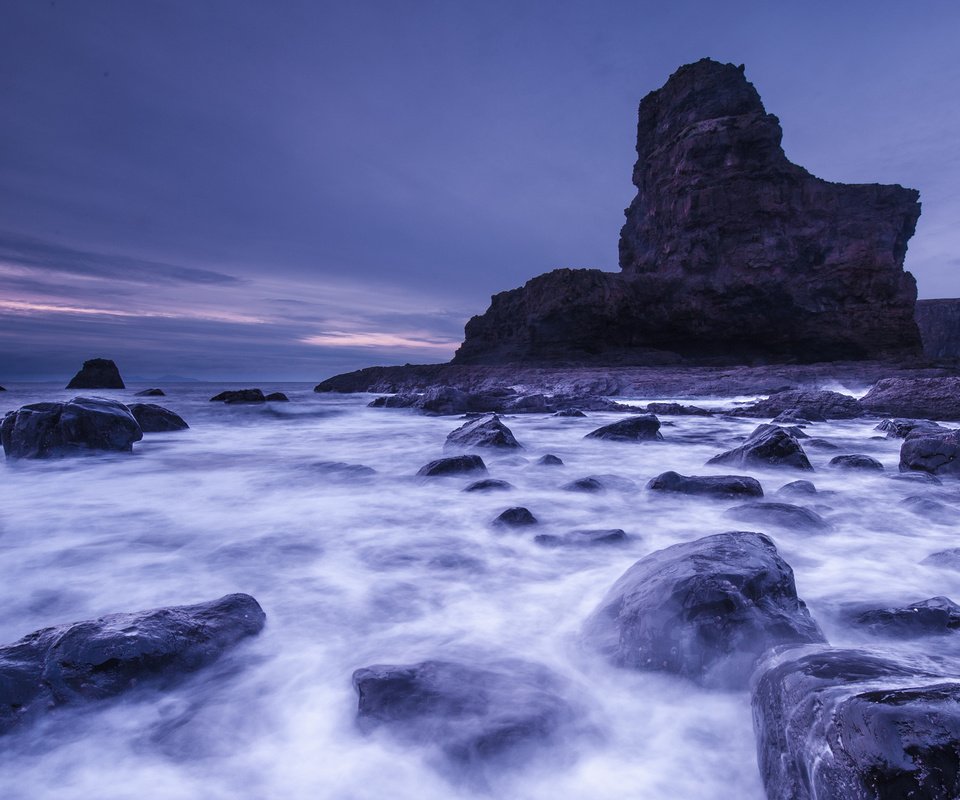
[752,646,960,800]
[582,531,824,688]
[646,470,763,499]
[0,593,265,735]
[584,415,662,442]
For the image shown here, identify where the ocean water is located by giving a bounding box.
[1,382,958,799]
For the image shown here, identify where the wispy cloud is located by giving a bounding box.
[301,330,459,351]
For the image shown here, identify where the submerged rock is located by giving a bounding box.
[725,502,830,532]
[535,529,627,547]
[582,531,824,687]
[445,415,522,450]
[535,454,564,466]
[464,479,513,493]
[66,358,125,390]
[751,646,960,800]
[492,507,538,527]
[584,415,662,442]
[776,480,818,498]
[265,392,289,402]
[129,403,189,433]
[804,437,839,450]
[899,429,960,475]
[311,461,377,480]
[0,593,265,735]
[708,424,812,470]
[829,454,883,471]
[135,388,165,397]
[209,389,266,404]
[646,471,763,499]
[561,477,605,493]
[1,397,142,459]
[850,596,960,638]
[862,377,960,420]
[417,455,487,478]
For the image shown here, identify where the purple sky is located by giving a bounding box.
[2,0,958,380]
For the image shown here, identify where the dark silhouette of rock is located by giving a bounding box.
[561,477,605,493]
[311,461,376,481]
[452,59,922,366]
[129,403,189,433]
[862,377,960,420]
[646,470,763,499]
[553,408,586,417]
[899,429,960,475]
[851,597,960,638]
[875,418,947,438]
[209,389,266,403]
[584,414,661,442]
[829,454,883,471]
[352,659,578,769]
[535,529,627,547]
[776,480,818,497]
[725,502,830,532]
[0,594,265,735]
[583,531,824,687]
[740,390,863,420]
[708,424,812,470]
[492,507,537,527]
[645,402,712,416]
[752,646,960,800]
[66,358,125,390]
[916,298,960,360]
[445,415,522,450]
[0,386,6,392]
[265,392,289,402]
[417,455,487,478]
[535,454,563,466]
[463,479,513,493]
[135,388,165,397]
[1,397,142,459]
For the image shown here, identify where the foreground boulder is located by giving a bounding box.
[417,455,487,478]
[646,470,763,499]
[584,415,662,442]
[352,658,578,769]
[582,531,824,688]
[65,358,125,389]
[862,377,960,420]
[0,593,265,735]
[740,390,863,420]
[752,646,960,800]
[899,429,960,475]
[445,415,522,450]
[1,397,142,458]
[210,389,266,403]
[129,403,189,433]
[708,424,812,470]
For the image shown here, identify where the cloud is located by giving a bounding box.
[301,331,459,351]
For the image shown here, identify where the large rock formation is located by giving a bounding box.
[916,298,960,360]
[66,358,125,389]
[452,58,922,366]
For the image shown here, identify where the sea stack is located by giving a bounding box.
[66,358,125,389]
[453,58,923,366]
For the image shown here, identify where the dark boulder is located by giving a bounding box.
[129,403,189,433]
[707,424,813,470]
[446,415,522,450]
[741,390,863,420]
[535,454,563,466]
[875,418,947,439]
[725,502,830,532]
[584,415,662,442]
[265,392,289,402]
[646,470,763,499]
[65,358,125,390]
[0,593,265,735]
[851,596,960,638]
[829,454,883,471]
[135,388,165,397]
[209,389,266,404]
[899,429,960,475]
[417,455,487,478]
[751,646,960,800]
[464,479,513,493]
[0,386,5,391]
[582,531,824,688]
[352,658,578,769]
[561,477,605,493]
[804,437,839,450]
[861,377,960,420]
[535,529,627,547]
[1,397,142,459]
[645,402,712,417]
[492,507,538,527]
[776,480,818,498]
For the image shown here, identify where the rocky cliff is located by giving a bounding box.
[916,299,960,360]
[453,58,923,365]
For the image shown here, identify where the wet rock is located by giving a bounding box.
[584,415,662,442]
[888,471,942,485]
[65,358,125,390]
[862,377,960,420]
[875,418,947,439]
[464,479,513,493]
[899,429,960,475]
[129,403,189,433]
[751,646,960,800]
[829,454,883,471]
[561,477,605,493]
[0,593,265,735]
[1,397,143,459]
[776,480,818,498]
[741,390,863,420]
[535,529,627,547]
[901,495,955,522]
[645,402,712,416]
[536,454,563,466]
[922,548,960,569]
[851,597,960,638]
[582,531,824,688]
[804,437,839,450]
[492,507,537,527]
[646,470,763,499]
[352,659,578,769]
[417,455,487,478]
[265,392,289,402]
[553,409,586,417]
[725,502,830,532]
[311,461,377,480]
[209,389,266,404]
[135,388,165,397]
[445,415,522,450]
[707,424,812,470]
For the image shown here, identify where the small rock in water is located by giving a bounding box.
[463,479,513,493]
[708,424,812,470]
[561,477,605,493]
[584,414,662,442]
[265,392,289,402]
[645,402,712,416]
[888,471,942,485]
[535,529,627,547]
[209,389,266,403]
[312,461,377,480]
[899,429,960,476]
[492,507,538,527]
[417,455,487,478]
[829,454,883,471]
[129,403,189,432]
[850,596,960,638]
[65,358,125,389]
[553,409,586,417]
[134,388,165,397]
[725,501,830,532]
[804,438,839,450]
[445,414,522,450]
[776,480,818,497]
[535,454,563,466]
[646,470,763,499]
